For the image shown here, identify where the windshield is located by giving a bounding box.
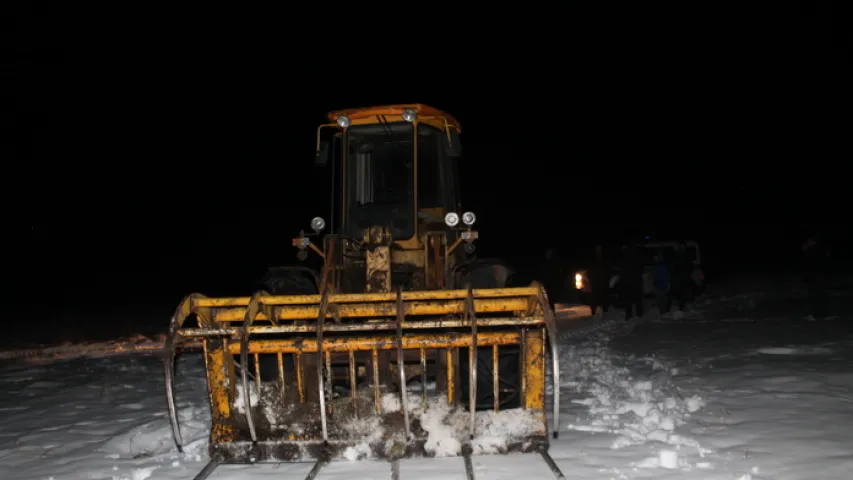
[345,122,415,239]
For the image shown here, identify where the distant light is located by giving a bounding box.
[311,217,326,232]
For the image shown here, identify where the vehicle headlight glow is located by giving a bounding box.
[311,216,326,232]
[402,108,418,122]
[462,211,476,226]
[574,273,583,290]
[444,212,459,227]
[336,115,351,128]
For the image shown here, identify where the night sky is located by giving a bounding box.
[10,3,851,344]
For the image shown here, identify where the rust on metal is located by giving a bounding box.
[177,316,544,337]
[211,297,531,323]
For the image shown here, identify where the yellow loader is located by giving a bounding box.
[164,104,565,480]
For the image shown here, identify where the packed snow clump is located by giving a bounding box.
[562,336,711,456]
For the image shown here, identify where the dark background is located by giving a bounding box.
[7,2,851,346]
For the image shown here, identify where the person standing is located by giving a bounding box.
[652,253,671,314]
[588,244,610,317]
[667,242,691,312]
[619,244,645,321]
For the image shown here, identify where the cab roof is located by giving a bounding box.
[327,104,462,133]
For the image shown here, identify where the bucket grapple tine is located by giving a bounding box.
[420,347,427,407]
[463,445,476,480]
[164,293,208,453]
[190,459,220,480]
[304,458,328,480]
[465,284,477,440]
[535,283,562,439]
[239,291,268,444]
[539,449,567,479]
[316,288,331,442]
[348,350,358,416]
[391,459,400,480]
[395,286,411,441]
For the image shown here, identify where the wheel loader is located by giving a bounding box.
[164,104,566,480]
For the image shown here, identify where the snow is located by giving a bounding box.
[2,273,852,479]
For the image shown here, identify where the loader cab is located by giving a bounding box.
[317,105,463,245]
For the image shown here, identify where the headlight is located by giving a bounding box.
[311,216,326,232]
[336,115,351,128]
[574,273,583,290]
[444,212,459,227]
[402,108,418,122]
[462,211,476,226]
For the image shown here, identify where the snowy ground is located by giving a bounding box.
[3,273,852,480]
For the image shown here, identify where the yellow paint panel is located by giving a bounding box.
[524,328,546,411]
[204,339,237,442]
[212,297,530,323]
[227,331,522,355]
[194,287,538,307]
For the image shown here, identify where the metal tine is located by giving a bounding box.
[548,328,561,438]
[233,360,255,381]
[325,351,333,415]
[462,446,476,480]
[277,352,286,402]
[453,347,460,406]
[493,344,499,412]
[372,348,381,414]
[296,353,304,403]
[446,348,454,405]
[239,293,264,444]
[191,460,220,480]
[395,287,411,440]
[520,329,527,407]
[304,459,328,480]
[316,289,331,442]
[164,308,186,453]
[348,350,358,417]
[420,347,427,407]
[537,287,562,439]
[539,449,567,479]
[465,284,477,440]
[253,353,261,395]
[164,351,183,451]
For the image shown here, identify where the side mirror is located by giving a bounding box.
[315,141,331,166]
[444,132,462,157]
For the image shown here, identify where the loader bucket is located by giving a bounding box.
[164,283,563,473]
